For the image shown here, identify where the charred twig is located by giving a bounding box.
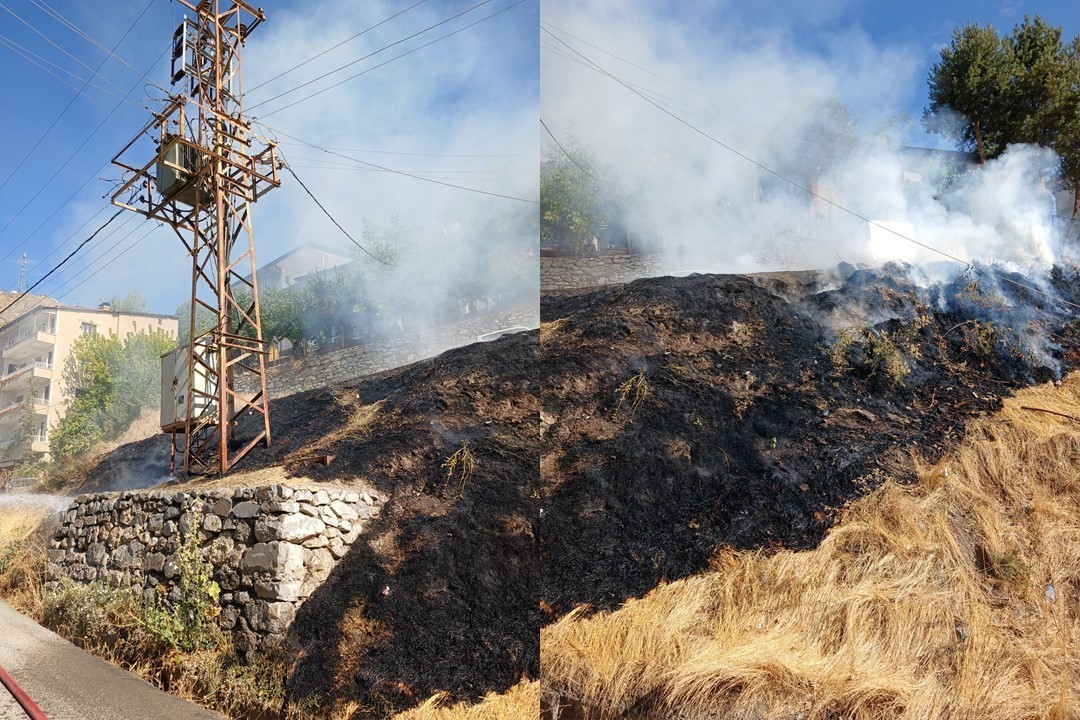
[295,454,335,466]
[1019,406,1080,423]
[944,319,976,337]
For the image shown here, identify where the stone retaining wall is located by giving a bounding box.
[238,302,539,398]
[47,484,384,651]
[540,255,664,292]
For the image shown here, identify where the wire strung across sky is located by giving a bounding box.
[541,23,1080,313]
[0,209,124,317]
[260,122,538,205]
[279,157,391,266]
[0,46,169,283]
[541,117,600,182]
[246,0,429,94]
[0,0,146,105]
[246,0,493,113]
[27,0,167,94]
[250,0,530,120]
[0,0,154,196]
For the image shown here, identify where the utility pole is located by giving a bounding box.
[110,1,280,476]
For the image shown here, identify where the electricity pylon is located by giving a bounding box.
[111,1,280,476]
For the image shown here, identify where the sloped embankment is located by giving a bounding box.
[542,371,1080,719]
[539,266,1080,615]
[77,332,540,718]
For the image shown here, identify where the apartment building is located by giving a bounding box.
[0,303,178,468]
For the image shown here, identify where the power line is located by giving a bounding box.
[273,139,528,158]
[0,0,153,196]
[0,0,140,102]
[279,158,392,266]
[28,0,167,93]
[0,46,167,251]
[0,210,124,317]
[540,23,1080,313]
[0,34,144,110]
[540,117,600,181]
[0,46,167,274]
[251,0,531,119]
[542,22,722,105]
[48,217,154,299]
[258,0,529,120]
[247,0,492,112]
[31,213,142,297]
[262,123,539,204]
[541,39,702,115]
[55,223,159,302]
[31,213,140,296]
[247,0,428,93]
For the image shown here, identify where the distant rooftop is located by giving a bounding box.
[0,291,58,328]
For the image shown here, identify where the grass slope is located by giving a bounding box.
[542,372,1080,719]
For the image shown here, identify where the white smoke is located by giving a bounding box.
[541,0,1066,278]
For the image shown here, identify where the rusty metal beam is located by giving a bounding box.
[110,1,278,477]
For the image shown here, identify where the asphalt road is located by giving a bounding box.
[0,600,223,720]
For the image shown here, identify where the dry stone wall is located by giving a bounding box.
[47,484,384,650]
[540,255,664,292]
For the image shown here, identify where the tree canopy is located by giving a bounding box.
[109,290,151,313]
[924,15,1080,220]
[540,135,619,255]
[50,327,177,458]
[923,23,1015,163]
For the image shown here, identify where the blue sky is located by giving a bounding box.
[0,1,1075,314]
[543,0,1077,143]
[540,0,1078,272]
[0,0,538,314]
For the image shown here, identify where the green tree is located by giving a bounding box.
[174,299,217,341]
[4,380,39,461]
[109,290,150,313]
[1005,15,1073,149]
[923,23,1016,163]
[540,138,615,255]
[50,328,177,458]
[1056,35,1080,223]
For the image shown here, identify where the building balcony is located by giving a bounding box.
[3,323,57,362]
[0,397,49,425]
[0,431,49,460]
[0,362,53,391]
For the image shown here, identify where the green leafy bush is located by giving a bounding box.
[49,327,176,458]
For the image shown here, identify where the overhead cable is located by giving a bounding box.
[247,0,493,112]
[246,0,428,93]
[540,117,601,181]
[279,158,392,266]
[0,209,124,317]
[28,0,167,93]
[0,1,140,101]
[541,23,1080,313]
[263,123,539,205]
[250,0,531,118]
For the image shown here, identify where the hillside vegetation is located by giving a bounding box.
[542,372,1080,719]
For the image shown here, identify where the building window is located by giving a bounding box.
[80,322,96,336]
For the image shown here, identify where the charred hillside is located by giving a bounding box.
[78,332,540,717]
[539,264,1080,615]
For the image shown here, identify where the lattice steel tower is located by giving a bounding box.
[111,1,280,476]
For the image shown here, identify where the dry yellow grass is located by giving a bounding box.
[542,373,1080,719]
[394,680,539,720]
[0,506,49,617]
[540,319,567,353]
